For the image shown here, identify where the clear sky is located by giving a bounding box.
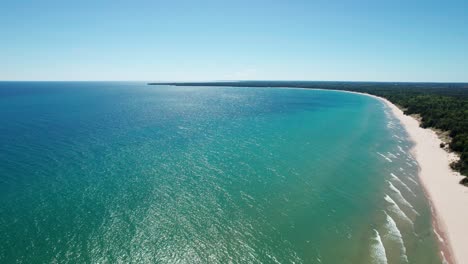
[1,0,467,82]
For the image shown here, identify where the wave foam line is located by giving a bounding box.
[406,177,419,186]
[397,146,406,154]
[377,152,392,162]
[433,228,445,243]
[390,173,416,197]
[388,181,419,215]
[405,162,413,167]
[384,211,409,263]
[441,251,449,264]
[384,195,413,226]
[371,229,388,264]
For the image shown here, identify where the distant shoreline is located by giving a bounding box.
[151,83,466,264]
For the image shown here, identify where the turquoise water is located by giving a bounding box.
[0,82,441,263]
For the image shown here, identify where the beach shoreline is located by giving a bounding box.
[368,94,466,264]
[157,85,466,263]
[308,88,465,264]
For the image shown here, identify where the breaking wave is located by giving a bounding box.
[371,229,388,264]
[384,212,409,263]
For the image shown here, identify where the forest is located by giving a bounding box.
[149,81,468,185]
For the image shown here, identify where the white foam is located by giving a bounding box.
[398,146,406,154]
[371,229,388,264]
[388,181,419,215]
[441,251,449,264]
[384,195,413,225]
[406,177,419,186]
[390,173,416,197]
[384,212,409,263]
[377,152,393,162]
[406,157,418,165]
[434,228,445,243]
[387,152,398,159]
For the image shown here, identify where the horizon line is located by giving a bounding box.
[2,80,468,84]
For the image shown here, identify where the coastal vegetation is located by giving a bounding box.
[149,81,468,184]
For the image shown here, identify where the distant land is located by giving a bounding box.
[149,81,468,182]
[149,81,468,96]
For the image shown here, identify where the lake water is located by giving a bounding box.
[0,82,441,263]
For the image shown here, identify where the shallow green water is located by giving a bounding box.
[0,82,441,263]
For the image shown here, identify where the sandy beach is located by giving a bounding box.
[282,88,466,262]
[329,89,467,263]
[372,95,468,264]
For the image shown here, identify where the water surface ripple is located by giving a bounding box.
[0,82,441,263]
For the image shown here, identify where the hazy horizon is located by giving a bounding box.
[2,80,468,84]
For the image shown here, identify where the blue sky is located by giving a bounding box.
[1,0,467,82]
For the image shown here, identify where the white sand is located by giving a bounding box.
[287,88,467,263]
[374,95,468,264]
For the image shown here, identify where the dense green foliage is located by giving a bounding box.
[149,81,468,183]
[380,94,468,178]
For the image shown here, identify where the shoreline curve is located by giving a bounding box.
[280,87,463,264]
[344,89,464,264]
[161,85,466,263]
